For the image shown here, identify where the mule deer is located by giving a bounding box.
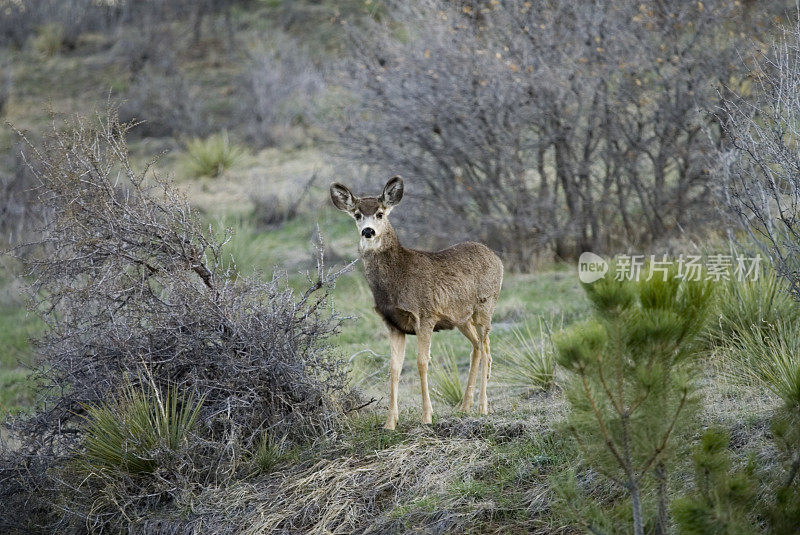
[330,176,503,429]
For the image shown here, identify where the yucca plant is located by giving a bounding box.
[705,269,799,349]
[495,317,559,391]
[82,380,204,475]
[252,432,287,475]
[32,23,64,57]
[430,345,464,407]
[731,320,800,412]
[184,130,244,178]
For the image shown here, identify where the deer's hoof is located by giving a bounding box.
[384,413,398,430]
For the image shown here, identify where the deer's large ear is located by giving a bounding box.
[330,183,357,212]
[380,175,404,207]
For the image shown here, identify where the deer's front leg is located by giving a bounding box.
[384,325,406,430]
[416,322,434,425]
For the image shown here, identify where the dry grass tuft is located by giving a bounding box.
[186,438,489,534]
[176,427,553,535]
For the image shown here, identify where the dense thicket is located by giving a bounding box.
[336,0,783,269]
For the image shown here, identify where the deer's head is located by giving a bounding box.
[330,176,404,252]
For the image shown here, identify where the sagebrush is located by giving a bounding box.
[0,108,352,533]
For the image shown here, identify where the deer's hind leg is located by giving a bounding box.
[458,321,482,412]
[478,328,491,415]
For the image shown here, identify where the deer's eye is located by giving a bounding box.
[376,212,384,219]
[354,213,362,220]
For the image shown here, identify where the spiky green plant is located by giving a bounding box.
[495,317,558,391]
[184,131,244,178]
[554,268,714,535]
[32,24,64,57]
[731,320,800,413]
[705,269,799,349]
[430,345,464,407]
[252,432,287,474]
[82,380,204,475]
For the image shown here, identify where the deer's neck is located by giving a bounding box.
[361,224,407,314]
[360,224,405,275]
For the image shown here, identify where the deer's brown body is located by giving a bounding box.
[331,176,503,429]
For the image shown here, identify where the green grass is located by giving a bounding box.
[0,302,41,416]
[445,431,577,524]
[251,432,299,475]
[494,269,590,327]
[388,495,442,519]
[0,368,35,416]
[0,303,38,369]
[343,412,413,454]
[252,433,284,474]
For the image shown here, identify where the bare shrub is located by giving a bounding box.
[720,19,800,303]
[249,173,317,228]
[0,143,45,246]
[120,61,210,138]
[242,37,326,147]
[0,107,351,532]
[336,0,770,269]
[0,58,10,117]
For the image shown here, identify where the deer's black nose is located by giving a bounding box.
[361,227,376,239]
